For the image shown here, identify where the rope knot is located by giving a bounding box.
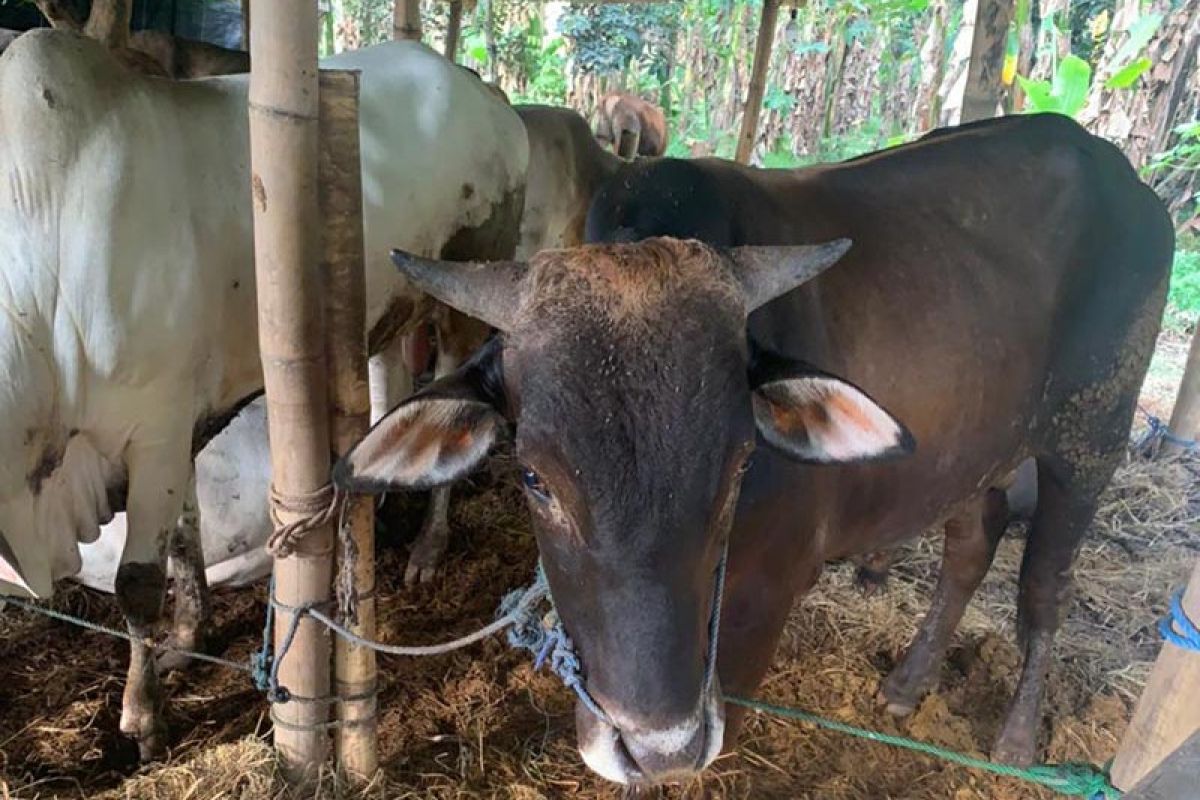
[267,483,343,557]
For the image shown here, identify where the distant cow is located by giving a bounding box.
[336,114,1171,783]
[515,105,621,258]
[127,30,250,78]
[594,91,668,158]
[0,30,526,760]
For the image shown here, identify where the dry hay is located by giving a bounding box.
[0,437,1196,799]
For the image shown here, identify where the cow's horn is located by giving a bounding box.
[390,249,528,331]
[731,239,852,312]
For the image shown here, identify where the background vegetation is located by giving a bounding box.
[335,0,1200,330]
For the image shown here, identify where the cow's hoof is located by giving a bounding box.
[853,566,889,597]
[404,561,439,585]
[991,733,1036,767]
[877,679,921,717]
[136,723,169,762]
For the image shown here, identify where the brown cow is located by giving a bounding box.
[594,91,668,158]
[127,30,249,78]
[337,114,1171,784]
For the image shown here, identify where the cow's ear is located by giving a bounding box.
[0,533,35,596]
[750,350,914,464]
[334,339,506,492]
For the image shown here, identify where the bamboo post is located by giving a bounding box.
[445,0,463,61]
[318,69,378,781]
[1111,562,1200,790]
[248,0,331,780]
[1162,325,1200,456]
[735,0,781,165]
[393,0,422,41]
[960,0,1015,122]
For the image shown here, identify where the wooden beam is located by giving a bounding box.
[393,0,422,41]
[960,0,1014,122]
[1123,731,1200,800]
[445,0,463,61]
[1162,325,1200,456]
[1111,562,1200,790]
[318,69,378,782]
[735,0,781,164]
[248,0,330,781]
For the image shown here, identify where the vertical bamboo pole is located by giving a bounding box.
[1162,326,1200,456]
[961,0,1015,122]
[1111,562,1200,789]
[318,69,378,781]
[393,0,422,41]
[249,0,331,780]
[445,0,463,61]
[735,0,780,165]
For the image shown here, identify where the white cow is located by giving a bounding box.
[74,104,626,602]
[0,29,527,759]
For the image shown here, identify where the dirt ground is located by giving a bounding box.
[0,330,1197,800]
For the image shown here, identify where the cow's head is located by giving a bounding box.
[335,238,913,784]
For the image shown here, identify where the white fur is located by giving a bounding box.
[0,31,527,597]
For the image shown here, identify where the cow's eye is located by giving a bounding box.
[521,467,551,502]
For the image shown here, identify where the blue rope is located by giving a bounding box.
[1135,407,1197,451]
[1159,590,1200,652]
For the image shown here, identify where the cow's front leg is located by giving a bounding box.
[158,471,210,673]
[404,307,488,586]
[116,432,190,761]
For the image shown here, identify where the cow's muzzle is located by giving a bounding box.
[577,681,725,785]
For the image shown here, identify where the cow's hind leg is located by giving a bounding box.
[117,425,191,761]
[881,489,1007,715]
[158,473,210,673]
[405,308,490,585]
[991,456,1115,765]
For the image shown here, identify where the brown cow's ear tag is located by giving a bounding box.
[334,397,503,493]
[0,534,36,597]
[753,374,915,464]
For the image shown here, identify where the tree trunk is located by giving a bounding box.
[393,0,421,41]
[445,1,463,61]
[248,0,331,781]
[736,0,781,164]
[914,0,949,129]
[961,0,1015,121]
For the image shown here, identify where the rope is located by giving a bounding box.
[266,483,343,558]
[1,595,254,676]
[725,696,1120,799]
[1134,406,1197,452]
[1159,590,1200,652]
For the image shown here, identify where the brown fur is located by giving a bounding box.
[593,91,668,157]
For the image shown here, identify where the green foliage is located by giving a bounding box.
[557,2,680,77]
[1017,54,1092,117]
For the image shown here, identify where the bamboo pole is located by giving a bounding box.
[318,69,378,782]
[248,0,331,780]
[734,0,780,164]
[1162,325,1200,456]
[960,0,1015,122]
[1111,561,1200,790]
[393,0,422,41]
[445,0,463,61]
